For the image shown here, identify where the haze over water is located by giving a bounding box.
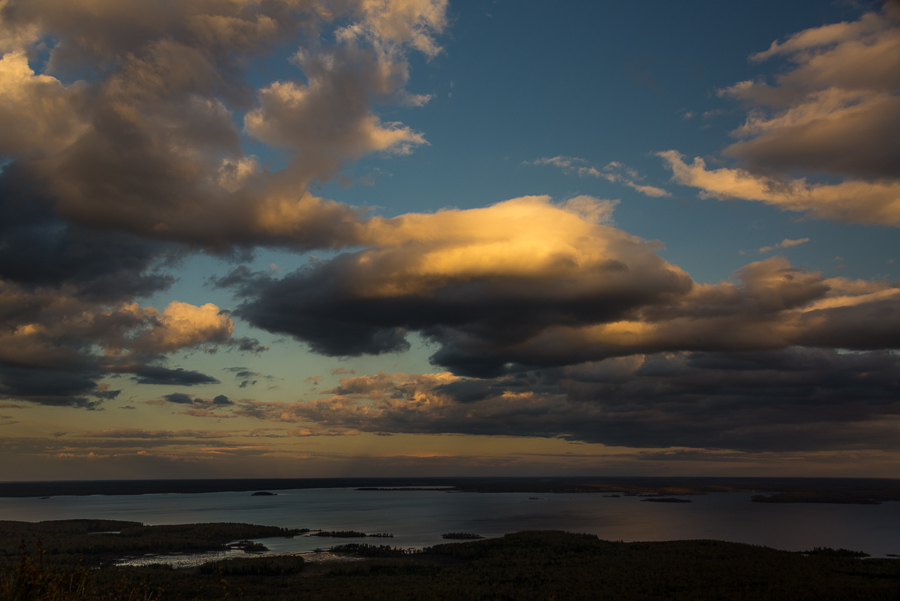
[2,489,897,558]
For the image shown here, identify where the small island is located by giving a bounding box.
[441,532,484,540]
[312,530,394,538]
[251,491,277,496]
[228,540,269,553]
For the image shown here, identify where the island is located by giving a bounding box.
[1,521,897,600]
[441,532,483,540]
[312,530,393,538]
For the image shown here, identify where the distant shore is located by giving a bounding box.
[1,477,898,504]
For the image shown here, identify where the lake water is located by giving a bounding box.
[1,488,898,558]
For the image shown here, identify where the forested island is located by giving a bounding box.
[0,520,307,566]
[1,521,897,600]
[312,531,394,538]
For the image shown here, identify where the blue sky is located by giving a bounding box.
[0,0,898,480]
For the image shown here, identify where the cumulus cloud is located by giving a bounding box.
[0,0,446,250]
[216,195,900,376]
[0,280,253,406]
[0,0,448,408]
[216,196,693,373]
[663,4,900,225]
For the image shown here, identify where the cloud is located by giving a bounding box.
[0,364,110,409]
[660,151,900,226]
[722,88,900,182]
[217,193,900,376]
[0,162,247,406]
[0,282,245,405]
[0,165,180,302]
[500,258,900,365]
[129,366,220,386]
[216,196,693,373]
[225,366,261,388]
[158,393,235,417]
[0,0,447,250]
[759,238,809,254]
[202,346,900,452]
[663,4,900,225]
[121,302,234,355]
[532,157,671,198]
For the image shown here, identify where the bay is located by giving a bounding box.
[1,488,898,558]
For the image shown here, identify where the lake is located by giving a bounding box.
[1,488,898,557]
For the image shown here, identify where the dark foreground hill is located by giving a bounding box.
[1,522,898,600]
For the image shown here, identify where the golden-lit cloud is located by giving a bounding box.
[0,280,256,407]
[507,258,900,363]
[660,151,900,226]
[223,193,899,375]
[0,51,88,156]
[121,301,234,355]
[0,0,446,250]
[220,196,694,363]
[664,4,900,224]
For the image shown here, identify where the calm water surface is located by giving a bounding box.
[1,489,898,557]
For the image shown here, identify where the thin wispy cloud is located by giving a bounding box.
[531,157,671,197]
[759,238,810,254]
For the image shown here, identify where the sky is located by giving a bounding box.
[1,0,899,481]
